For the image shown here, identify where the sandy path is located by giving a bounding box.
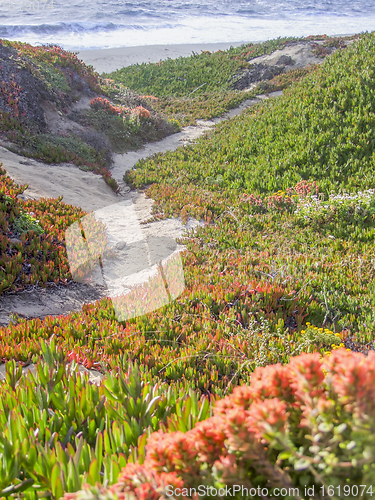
[0,145,120,213]
[0,91,282,328]
[0,93,281,382]
[0,40,340,380]
[2,35,333,326]
[0,281,108,327]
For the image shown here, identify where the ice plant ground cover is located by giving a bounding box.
[64,350,375,500]
[106,34,356,126]
[2,32,375,498]
[0,165,86,294]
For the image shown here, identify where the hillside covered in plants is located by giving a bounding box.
[1,32,375,499]
[106,34,355,125]
[0,40,179,190]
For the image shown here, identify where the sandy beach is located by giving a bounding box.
[77,41,246,74]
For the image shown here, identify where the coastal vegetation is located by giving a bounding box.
[1,32,375,498]
[71,95,180,153]
[66,350,375,500]
[0,40,178,191]
[0,166,86,294]
[106,34,355,125]
[125,33,375,201]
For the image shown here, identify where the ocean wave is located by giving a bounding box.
[0,1,374,51]
[0,21,175,38]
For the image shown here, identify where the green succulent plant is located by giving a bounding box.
[12,209,44,236]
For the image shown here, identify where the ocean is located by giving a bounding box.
[0,0,374,51]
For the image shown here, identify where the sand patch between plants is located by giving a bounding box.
[0,281,108,327]
[232,38,356,91]
[249,38,355,70]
